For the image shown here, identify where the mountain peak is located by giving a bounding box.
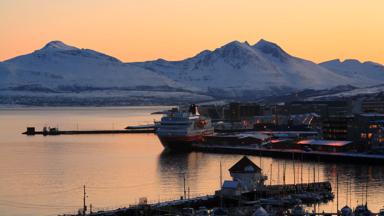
[41,40,78,51]
[222,40,250,49]
[320,59,341,65]
[343,59,361,64]
[253,39,289,60]
[254,39,280,48]
[217,40,256,55]
[215,40,257,62]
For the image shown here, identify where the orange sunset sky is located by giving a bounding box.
[0,0,383,64]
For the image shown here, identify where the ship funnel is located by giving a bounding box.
[189,104,200,115]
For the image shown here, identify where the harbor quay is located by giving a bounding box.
[191,145,384,164]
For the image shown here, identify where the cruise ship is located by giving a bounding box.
[156,105,214,150]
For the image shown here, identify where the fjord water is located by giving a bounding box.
[0,107,384,216]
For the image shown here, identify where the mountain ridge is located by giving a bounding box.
[132,39,356,96]
[1,39,383,105]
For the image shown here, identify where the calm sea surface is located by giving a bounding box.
[0,107,384,216]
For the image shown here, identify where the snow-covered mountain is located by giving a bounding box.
[320,59,384,86]
[1,41,186,91]
[0,41,213,105]
[1,39,384,105]
[133,39,355,98]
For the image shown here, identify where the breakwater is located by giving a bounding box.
[22,127,155,135]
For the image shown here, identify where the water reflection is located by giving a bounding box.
[320,163,384,211]
[1,107,384,215]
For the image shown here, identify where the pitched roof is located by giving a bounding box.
[228,156,261,173]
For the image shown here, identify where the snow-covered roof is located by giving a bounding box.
[222,180,239,189]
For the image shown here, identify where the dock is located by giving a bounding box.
[191,144,384,164]
[22,127,155,136]
[61,181,334,216]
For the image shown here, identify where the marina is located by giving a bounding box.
[68,181,334,216]
[63,156,336,216]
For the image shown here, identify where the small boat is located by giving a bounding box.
[210,208,228,216]
[43,126,60,136]
[340,205,354,216]
[195,206,209,216]
[291,205,305,216]
[354,204,372,216]
[181,207,195,216]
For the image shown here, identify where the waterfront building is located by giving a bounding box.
[350,113,384,151]
[199,102,262,121]
[228,102,262,122]
[286,100,352,116]
[319,113,384,151]
[228,156,266,192]
[321,115,354,141]
[252,113,320,131]
[362,98,384,113]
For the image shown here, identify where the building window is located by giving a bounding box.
[361,133,367,139]
[368,133,373,139]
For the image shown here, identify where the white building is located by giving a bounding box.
[228,156,267,192]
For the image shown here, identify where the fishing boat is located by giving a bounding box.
[340,205,354,216]
[156,104,214,151]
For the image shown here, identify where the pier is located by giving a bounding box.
[22,127,155,136]
[62,181,334,216]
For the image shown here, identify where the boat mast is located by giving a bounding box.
[220,161,223,208]
[300,154,303,185]
[283,160,286,186]
[349,177,352,207]
[183,173,186,200]
[293,153,296,185]
[337,171,339,213]
[277,160,280,185]
[346,176,349,206]
[365,174,368,206]
[270,163,272,186]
